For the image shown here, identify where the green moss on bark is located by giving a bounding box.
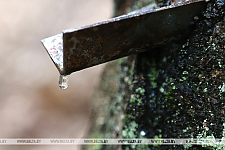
[122,1,225,150]
[86,0,225,150]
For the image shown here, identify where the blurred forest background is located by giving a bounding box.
[0,0,113,149]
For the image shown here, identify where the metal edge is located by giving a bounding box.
[62,0,205,34]
[41,35,64,75]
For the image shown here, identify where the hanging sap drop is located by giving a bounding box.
[59,75,69,89]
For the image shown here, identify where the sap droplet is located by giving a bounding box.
[59,75,69,89]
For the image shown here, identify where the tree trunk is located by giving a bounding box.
[85,0,225,149]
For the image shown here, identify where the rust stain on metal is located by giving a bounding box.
[42,0,207,75]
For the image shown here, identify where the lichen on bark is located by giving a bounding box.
[86,0,225,150]
[122,0,225,149]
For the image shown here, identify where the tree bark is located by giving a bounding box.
[85,0,225,150]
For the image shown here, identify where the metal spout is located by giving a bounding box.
[41,0,207,75]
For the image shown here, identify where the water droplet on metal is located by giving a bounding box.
[59,75,69,89]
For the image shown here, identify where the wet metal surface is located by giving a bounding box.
[42,34,63,72]
[42,0,207,75]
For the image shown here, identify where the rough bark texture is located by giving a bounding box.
[85,0,225,150]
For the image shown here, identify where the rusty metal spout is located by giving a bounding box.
[41,0,207,75]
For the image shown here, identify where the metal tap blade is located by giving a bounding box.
[42,0,207,75]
